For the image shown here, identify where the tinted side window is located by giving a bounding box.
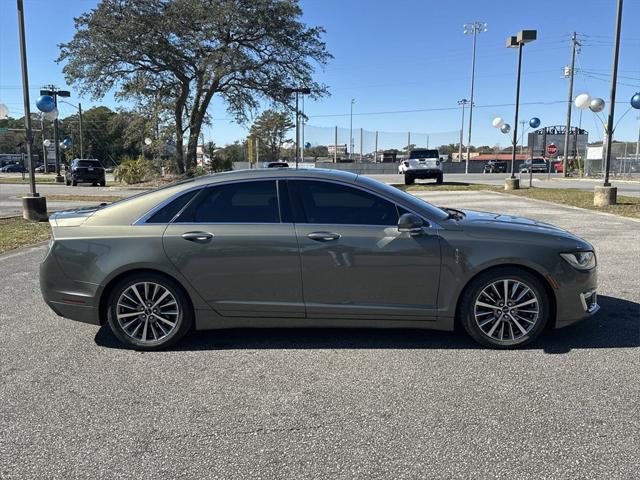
[146,189,198,223]
[290,180,399,225]
[176,180,280,223]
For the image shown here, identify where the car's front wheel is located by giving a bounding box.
[404,173,414,185]
[459,267,550,348]
[106,273,193,350]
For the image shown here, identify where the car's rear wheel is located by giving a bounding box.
[404,173,414,185]
[106,273,193,350]
[71,180,77,186]
[436,173,443,184]
[99,180,106,187]
[65,179,71,186]
[459,267,550,348]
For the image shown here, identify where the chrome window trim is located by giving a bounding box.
[132,175,442,229]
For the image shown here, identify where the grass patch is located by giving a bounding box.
[400,183,640,219]
[0,176,60,184]
[0,217,50,254]
[46,194,125,203]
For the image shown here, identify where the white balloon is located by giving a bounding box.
[574,93,591,109]
[43,107,59,121]
[0,103,8,119]
[43,139,51,147]
[500,123,511,134]
[589,98,605,113]
[144,137,152,146]
[492,117,504,128]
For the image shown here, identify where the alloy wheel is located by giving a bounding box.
[116,282,180,343]
[473,278,540,343]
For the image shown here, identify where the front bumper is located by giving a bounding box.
[554,267,599,328]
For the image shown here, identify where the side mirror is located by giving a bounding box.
[398,213,425,234]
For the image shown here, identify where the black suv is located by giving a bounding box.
[65,159,106,186]
[483,160,507,173]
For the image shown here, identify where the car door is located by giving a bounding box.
[162,179,304,317]
[287,179,441,321]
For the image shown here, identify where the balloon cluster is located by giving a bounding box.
[492,117,511,134]
[574,93,605,113]
[36,95,58,120]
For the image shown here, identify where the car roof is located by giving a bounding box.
[188,167,359,187]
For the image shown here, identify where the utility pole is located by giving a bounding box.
[562,32,579,178]
[359,128,363,162]
[520,120,526,154]
[334,126,338,163]
[295,91,299,168]
[457,99,469,162]
[464,21,487,174]
[78,102,84,159]
[17,0,47,220]
[374,131,378,163]
[349,99,355,159]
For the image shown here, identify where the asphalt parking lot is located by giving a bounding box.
[0,191,638,479]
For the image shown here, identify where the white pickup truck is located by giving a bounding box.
[398,149,444,185]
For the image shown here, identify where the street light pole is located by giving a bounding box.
[457,99,469,162]
[16,0,47,220]
[283,86,311,169]
[464,21,487,174]
[506,30,537,189]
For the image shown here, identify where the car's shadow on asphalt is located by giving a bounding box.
[94,295,639,354]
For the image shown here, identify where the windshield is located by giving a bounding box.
[356,175,449,221]
[409,149,439,159]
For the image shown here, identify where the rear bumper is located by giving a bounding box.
[406,169,442,179]
[39,250,101,326]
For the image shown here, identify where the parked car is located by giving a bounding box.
[64,159,106,186]
[553,162,564,173]
[483,160,508,173]
[263,161,289,168]
[400,149,443,185]
[520,158,549,173]
[105,166,115,173]
[0,164,27,173]
[35,164,56,173]
[40,169,598,350]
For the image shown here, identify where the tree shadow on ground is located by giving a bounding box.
[95,295,638,354]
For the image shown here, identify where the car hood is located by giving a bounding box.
[458,209,592,249]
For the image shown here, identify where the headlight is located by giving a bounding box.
[560,251,596,270]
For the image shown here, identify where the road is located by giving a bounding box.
[1,191,637,479]
[371,173,640,196]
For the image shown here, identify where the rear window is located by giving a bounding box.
[75,160,103,168]
[409,150,438,159]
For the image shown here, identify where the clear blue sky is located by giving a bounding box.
[1,0,639,149]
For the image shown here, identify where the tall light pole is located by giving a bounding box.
[505,30,537,190]
[40,85,70,182]
[457,99,469,162]
[349,98,355,160]
[16,0,47,220]
[283,86,311,168]
[463,21,487,174]
[597,0,624,206]
[59,99,84,159]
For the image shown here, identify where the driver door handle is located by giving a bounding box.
[307,231,341,242]
[181,231,214,243]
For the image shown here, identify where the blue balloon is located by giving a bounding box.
[36,95,56,113]
[529,117,541,129]
[631,92,640,110]
[63,138,72,146]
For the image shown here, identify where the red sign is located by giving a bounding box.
[546,144,558,156]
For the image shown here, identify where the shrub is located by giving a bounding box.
[114,156,150,184]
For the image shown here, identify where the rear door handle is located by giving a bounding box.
[307,231,341,242]
[181,231,213,243]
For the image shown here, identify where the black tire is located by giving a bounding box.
[65,179,71,186]
[404,173,414,185]
[71,180,77,186]
[92,182,97,186]
[99,181,106,187]
[436,173,443,184]
[458,267,550,349]
[106,272,194,350]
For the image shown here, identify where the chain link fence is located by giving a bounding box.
[583,142,640,178]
